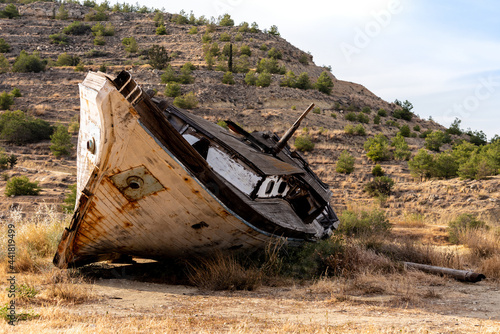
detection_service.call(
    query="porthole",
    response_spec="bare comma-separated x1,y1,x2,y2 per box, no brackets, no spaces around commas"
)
86,138,96,154
265,181,275,194
126,176,143,190
278,181,287,194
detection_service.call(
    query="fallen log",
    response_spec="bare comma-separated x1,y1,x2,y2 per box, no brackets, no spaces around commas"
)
404,262,486,283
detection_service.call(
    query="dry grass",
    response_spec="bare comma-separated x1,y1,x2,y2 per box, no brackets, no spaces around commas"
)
0,207,95,308
0,206,67,273
0,269,96,310
334,239,396,277
32,104,50,116
459,227,500,259
38,270,95,305
480,255,500,280
187,252,262,291
2,306,469,334
310,269,447,308
397,212,426,228
0,204,496,331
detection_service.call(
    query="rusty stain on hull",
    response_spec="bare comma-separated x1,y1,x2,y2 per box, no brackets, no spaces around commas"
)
53,71,339,268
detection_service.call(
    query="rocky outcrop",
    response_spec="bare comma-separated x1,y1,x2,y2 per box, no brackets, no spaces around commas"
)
18,2,90,20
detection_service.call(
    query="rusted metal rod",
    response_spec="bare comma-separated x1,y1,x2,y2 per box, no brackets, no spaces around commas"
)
273,103,315,155
404,262,486,283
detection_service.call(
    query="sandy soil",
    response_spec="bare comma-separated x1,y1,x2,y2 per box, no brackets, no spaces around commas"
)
3,262,499,333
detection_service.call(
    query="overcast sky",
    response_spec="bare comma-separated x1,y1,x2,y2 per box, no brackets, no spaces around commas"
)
137,0,500,140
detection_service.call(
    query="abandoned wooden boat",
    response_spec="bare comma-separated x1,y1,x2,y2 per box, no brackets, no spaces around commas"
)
53,71,339,268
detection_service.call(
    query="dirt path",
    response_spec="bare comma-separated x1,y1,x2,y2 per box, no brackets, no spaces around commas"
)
6,276,497,333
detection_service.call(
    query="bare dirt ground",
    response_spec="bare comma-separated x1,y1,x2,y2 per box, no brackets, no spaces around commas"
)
1,261,499,333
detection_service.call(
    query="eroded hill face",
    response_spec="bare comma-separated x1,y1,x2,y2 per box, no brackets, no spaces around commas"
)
0,2,498,225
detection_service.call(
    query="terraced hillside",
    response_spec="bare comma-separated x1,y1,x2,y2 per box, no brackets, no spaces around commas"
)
0,2,498,226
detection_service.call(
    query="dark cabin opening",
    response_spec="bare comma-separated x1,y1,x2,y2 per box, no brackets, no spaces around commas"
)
192,137,210,160
265,181,275,195
278,181,287,194
290,196,312,219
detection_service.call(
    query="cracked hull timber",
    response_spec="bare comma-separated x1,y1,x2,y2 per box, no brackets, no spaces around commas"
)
54,71,338,268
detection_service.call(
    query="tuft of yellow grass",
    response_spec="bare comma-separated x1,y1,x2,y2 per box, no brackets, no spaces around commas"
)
32,104,50,116
480,255,500,281
38,270,95,305
459,228,500,259
0,205,67,273
398,212,426,228
187,251,262,291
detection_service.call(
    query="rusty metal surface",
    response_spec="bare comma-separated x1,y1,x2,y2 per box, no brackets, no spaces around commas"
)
109,166,165,201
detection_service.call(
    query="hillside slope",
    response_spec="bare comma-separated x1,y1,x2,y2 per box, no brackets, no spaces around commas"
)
0,2,498,225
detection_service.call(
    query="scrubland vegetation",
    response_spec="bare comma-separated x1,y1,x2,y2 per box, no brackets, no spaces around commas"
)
1,2,499,331
1,202,498,327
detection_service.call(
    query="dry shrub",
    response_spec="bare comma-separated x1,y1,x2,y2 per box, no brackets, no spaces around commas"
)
480,255,500,281
0,206,67,273
447,213,487,244
337,206,391,238
15,283,39,304
459,228,499,259
41,278,94,305
33,104,50,116
260,239,286,277
242,236,395,283
371,237,464,269
406,270,448,286
328,239,396,277
372,239,434,264
348,274,388,295
187,252,261,291
15,269,96,306
399,212,426,228
342,273,421,306
422,289,442,299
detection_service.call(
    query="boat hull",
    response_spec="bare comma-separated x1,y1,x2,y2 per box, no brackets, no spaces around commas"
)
54,71,337,268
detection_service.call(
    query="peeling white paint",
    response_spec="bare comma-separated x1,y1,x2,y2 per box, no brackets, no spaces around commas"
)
206,147,261,196
182,134,200,146
256,176,290,198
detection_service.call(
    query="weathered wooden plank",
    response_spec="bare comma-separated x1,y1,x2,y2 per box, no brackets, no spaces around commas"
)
54,71,337,268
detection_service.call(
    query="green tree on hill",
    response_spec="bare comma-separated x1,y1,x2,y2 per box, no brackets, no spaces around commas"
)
295,72,312,90
0,4,20,19
55,4,69,20
336,150,355,174
425,130,445,152
148,45,169,70
12,50,46,73
256,72,271,87
364,134,391,162
408,149,434,181
218,13,234,26
5,176,41,197
280,71,296,88
314,71,334,95
391,133,411,161
0,38,10,53
50,125,73,157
